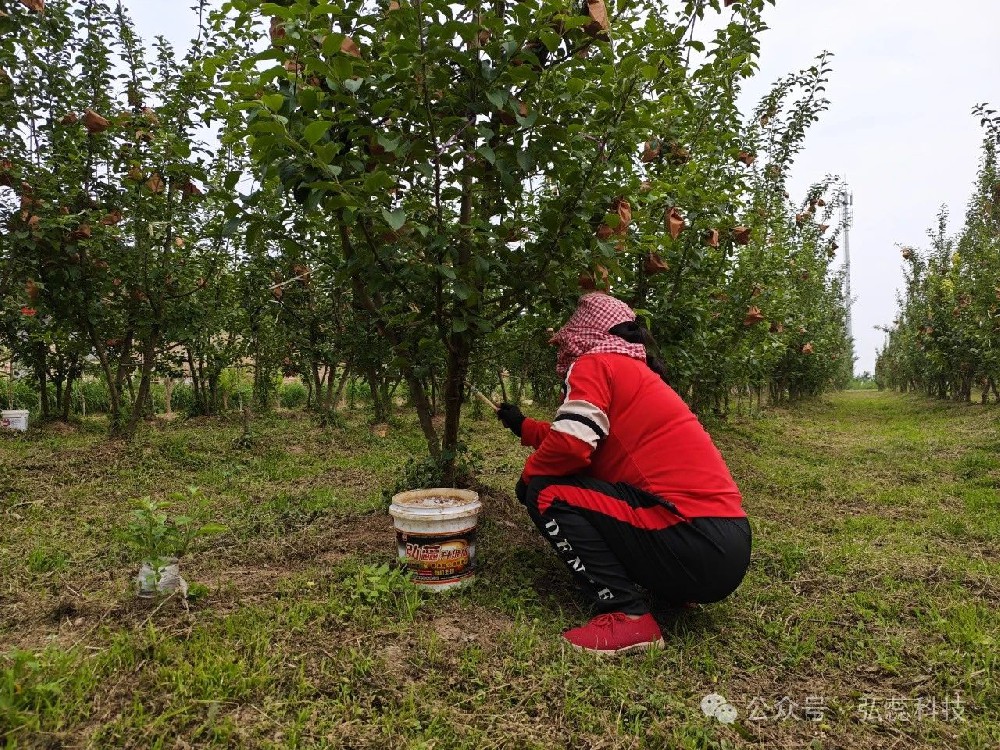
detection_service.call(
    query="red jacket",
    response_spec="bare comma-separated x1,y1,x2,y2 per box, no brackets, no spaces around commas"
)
520,353,745,522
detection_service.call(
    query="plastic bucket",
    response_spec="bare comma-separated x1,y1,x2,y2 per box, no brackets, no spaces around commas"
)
136,558,188,598
0,410,28,432
389,488,481,591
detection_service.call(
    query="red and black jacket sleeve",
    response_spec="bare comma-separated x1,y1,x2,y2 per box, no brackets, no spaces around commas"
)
520,357,612,483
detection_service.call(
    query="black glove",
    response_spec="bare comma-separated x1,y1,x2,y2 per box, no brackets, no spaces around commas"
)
496,403,525,437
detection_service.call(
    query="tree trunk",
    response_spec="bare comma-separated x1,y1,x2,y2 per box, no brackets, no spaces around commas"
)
61,375,73,422
323,362,352,412
311,360,324,410
33,343,49,420
441,334,471,484
332,364,351,410
88,324,122,431
405,371,440,459
187,349,203,414
208,371,220,414
251,327,273,411
164,376,174,415
364,365,389,422
54,376,64,419
124,332,158,440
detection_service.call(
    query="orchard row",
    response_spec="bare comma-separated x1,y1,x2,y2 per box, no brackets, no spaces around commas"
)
875,108,1000,401
1,0,852,469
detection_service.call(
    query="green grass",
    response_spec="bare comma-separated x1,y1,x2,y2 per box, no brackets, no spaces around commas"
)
1,392,998,748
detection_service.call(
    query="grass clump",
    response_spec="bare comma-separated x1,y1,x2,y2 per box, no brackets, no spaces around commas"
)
1,392,999,748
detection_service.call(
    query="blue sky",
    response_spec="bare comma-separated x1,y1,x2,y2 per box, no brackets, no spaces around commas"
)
128,0,1000,374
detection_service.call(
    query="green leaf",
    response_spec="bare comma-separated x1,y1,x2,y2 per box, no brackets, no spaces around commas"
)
477,145,496,164
333,56,353,80
343,77,364,93
437,264,456,280
452,318,468,333
453,280,472,300
382,208,406,231
486,90,507,110
363,170,397,193
539,28,562,53
377,134,401,153
262,93,285,112
303,120,332,145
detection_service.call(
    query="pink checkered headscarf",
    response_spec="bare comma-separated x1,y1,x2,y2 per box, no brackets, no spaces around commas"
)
550,293,648,376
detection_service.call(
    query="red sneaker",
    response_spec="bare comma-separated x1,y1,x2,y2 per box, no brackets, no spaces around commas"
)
563,612,665,654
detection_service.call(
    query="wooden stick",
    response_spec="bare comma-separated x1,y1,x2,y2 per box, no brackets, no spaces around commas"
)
467,383,498,411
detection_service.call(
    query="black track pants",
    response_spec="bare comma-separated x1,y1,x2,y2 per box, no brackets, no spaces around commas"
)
518,475,752,615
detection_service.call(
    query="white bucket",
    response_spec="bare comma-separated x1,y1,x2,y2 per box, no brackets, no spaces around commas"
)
389,488,482,591
0,410,28,432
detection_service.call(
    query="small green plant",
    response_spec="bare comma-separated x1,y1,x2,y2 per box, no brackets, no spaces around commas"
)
231,407,256,449
0,648,94,734
125,488,226,593
383,440,483,505
279,382,308,409
340,562,422,621
27,546,68,574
